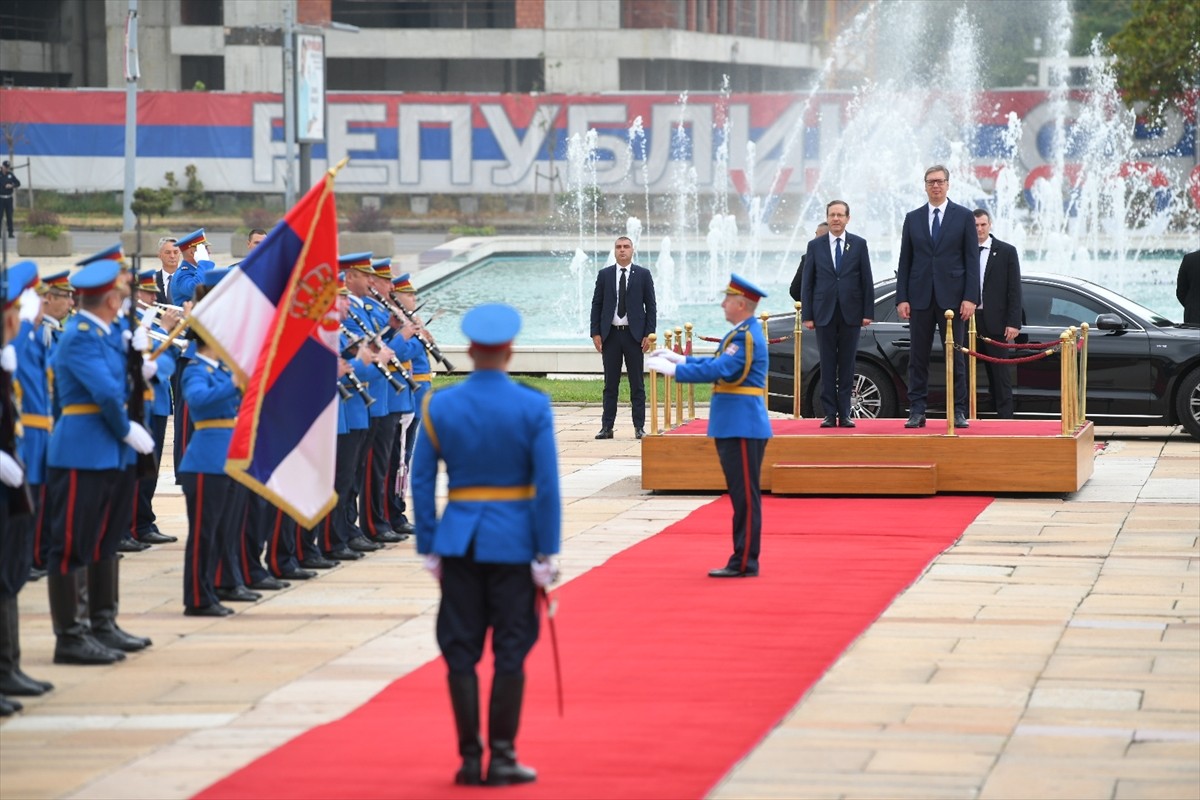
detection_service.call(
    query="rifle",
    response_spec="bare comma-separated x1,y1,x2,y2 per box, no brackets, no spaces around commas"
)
368,286,455,373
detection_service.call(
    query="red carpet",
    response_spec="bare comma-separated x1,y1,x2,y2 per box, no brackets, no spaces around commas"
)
198,495,991,800
669,418,1065,437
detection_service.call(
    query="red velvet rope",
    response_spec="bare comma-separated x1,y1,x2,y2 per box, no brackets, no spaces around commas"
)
696,334,791,344
977,335,1070,350
955,343,1062,364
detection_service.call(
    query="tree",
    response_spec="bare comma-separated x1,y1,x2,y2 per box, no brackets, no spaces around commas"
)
1072,0,1133,56
1109,0,1200,119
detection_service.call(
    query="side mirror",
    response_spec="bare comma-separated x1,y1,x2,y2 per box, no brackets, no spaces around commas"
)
1095,313,1126,331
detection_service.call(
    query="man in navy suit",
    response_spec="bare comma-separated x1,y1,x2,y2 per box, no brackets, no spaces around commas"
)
974,209,1022,418
801,201,874,427
896,165,979,428
589,236,656,439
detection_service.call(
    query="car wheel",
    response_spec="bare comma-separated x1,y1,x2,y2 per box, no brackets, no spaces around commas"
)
1175,368,1200,441
811,361,898,419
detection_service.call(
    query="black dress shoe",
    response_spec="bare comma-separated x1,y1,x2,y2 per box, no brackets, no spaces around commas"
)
299,557,337,570
184,604,233,617
820,416,837,428
0,670,49,696
954,414,970,428
634,428,646,439
216,586,261,602
708,567,758,578
0,696,18,716
325,548,364,561
15,668,53,693
839,418,856,428
279,568,317,581
92,621,152,652
371,529,407,544
139,530,178,544
348,535,383,552
904,412,927,428
53,634,124,665
117,537,150,553
594,428,614,439
27,567,47,582
392,516,415,534
250,576,290,590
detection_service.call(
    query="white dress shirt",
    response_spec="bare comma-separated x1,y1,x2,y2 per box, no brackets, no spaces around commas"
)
928,200,948,234
611,265,630,326
977,236,991,309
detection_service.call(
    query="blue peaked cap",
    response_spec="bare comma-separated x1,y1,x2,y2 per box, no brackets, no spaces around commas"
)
461,303,521,347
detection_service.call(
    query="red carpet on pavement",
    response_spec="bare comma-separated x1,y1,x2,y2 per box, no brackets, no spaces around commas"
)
198,494,991,800
668,418,1065,436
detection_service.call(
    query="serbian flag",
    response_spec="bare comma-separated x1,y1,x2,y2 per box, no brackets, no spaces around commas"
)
189,170,341,527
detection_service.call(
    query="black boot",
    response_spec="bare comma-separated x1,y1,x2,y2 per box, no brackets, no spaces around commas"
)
0,694,20,715
88,559,151,652
448,673,483,785
0,596,51,695
48,571,122,665
485,673,536,786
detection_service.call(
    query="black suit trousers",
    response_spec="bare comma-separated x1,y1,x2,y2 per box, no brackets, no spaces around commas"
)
715,437,767,574
907,306,968,416
600,327,645,429
133,414,169,536
814,304,861,420
979,335,1014,418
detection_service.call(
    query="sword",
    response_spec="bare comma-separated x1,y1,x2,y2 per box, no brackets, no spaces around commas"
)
540,587,564,718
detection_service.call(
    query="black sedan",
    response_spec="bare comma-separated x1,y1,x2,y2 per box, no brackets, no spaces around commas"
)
766,274,1200,440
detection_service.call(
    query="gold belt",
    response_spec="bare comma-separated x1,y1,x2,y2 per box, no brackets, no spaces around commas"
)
193,418,236,430
21,413,52,430
413,373,432,383
62,403,101,415
447,485,536,502
712,384,764,396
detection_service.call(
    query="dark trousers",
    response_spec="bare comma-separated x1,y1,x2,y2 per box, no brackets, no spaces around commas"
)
213,482,249,590
437,551,539,676
172,400,193,484
0,498,32,598
388,411,418,523
181,472,229,610
265,506,300,577
907,305,968,417
979,334,1015,418
329,429,368,553
600,327,646,429
814,308,862,420
0,196,13,236
714,437,767,575
31,483,49,570
359,413,397,538
237,493,272,586
45,467,123,574
133,414,169,537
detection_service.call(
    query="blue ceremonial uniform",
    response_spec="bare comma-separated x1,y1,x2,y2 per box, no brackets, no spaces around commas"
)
170,259,214,305
671,274,772,576
14,320,50,486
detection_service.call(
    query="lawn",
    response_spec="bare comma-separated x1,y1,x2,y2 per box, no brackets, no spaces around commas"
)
428,374,713,404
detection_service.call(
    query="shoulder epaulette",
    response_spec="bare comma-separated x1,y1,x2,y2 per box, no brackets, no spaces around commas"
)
78,322,90,332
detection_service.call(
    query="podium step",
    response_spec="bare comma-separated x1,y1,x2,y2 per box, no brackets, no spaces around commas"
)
772,463,938,496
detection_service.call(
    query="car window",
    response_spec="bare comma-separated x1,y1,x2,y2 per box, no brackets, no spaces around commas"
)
1023,283,1111,328
874,288,899,321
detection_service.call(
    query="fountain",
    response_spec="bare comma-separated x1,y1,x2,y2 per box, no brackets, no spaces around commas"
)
426,0,1196,347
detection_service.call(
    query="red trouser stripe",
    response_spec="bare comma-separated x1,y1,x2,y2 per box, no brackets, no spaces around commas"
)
33,484,46,568
363,449,377,537
130,481,140,538
270,509,283,575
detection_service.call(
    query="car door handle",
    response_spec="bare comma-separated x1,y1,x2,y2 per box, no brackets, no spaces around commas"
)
892,339,910,349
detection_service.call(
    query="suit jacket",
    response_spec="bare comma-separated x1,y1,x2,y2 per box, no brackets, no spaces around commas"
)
153,270,171,306
788,255,806,302
1177,250,1200,324
590,263,656,341
800,233,874,326
978,235,1022,338
896,199,980,312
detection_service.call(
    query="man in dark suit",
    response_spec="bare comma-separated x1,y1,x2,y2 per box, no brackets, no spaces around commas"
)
1176,250,1200,325
153,237,180,306
590,236,656,439
974,209,1022,418
896,164,980,428
801,201,874,427
789,221,829,301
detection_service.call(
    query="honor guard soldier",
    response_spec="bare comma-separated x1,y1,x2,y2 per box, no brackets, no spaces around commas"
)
646,274,774,578
389,272,430,535
414,303,561,787
44,253,157,664
1,262,54,708
11,267,52,576
132,270,179,545
170,228,213,305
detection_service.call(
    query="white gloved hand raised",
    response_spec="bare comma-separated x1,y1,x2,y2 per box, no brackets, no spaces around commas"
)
530,557,559,588
644,356,676,377
0,344,16,374
18,289,40,323
130,325,150,352
650,348,686,364
422,553,442,581
0,451,24,489
141,355,158,381
123,421,155,454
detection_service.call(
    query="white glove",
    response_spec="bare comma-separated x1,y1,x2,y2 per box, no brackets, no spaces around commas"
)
141,355,158,381
139,307,159,330
531,557,559,588
644,356,676,377
123,421,155,454
130,325,150,352
650,348,685,364
422,553,442,581
0,344,15,374
18,289,40,323
0,451,23,489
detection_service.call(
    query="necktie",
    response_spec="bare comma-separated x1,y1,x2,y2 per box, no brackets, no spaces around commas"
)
979,245,985,252
931,207,941,242
835,238,843,272
617,268,628,318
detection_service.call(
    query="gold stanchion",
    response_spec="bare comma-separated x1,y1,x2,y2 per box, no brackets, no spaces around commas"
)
793,301,802,419
674,326,684,423
1067,327,1078,430
968,314,978,421
759,311,771,409
684,323,695,421
944,310,957,436
647,333,658,435
1079,322,1089,423
662,330,674,429
1059,329,1071,436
